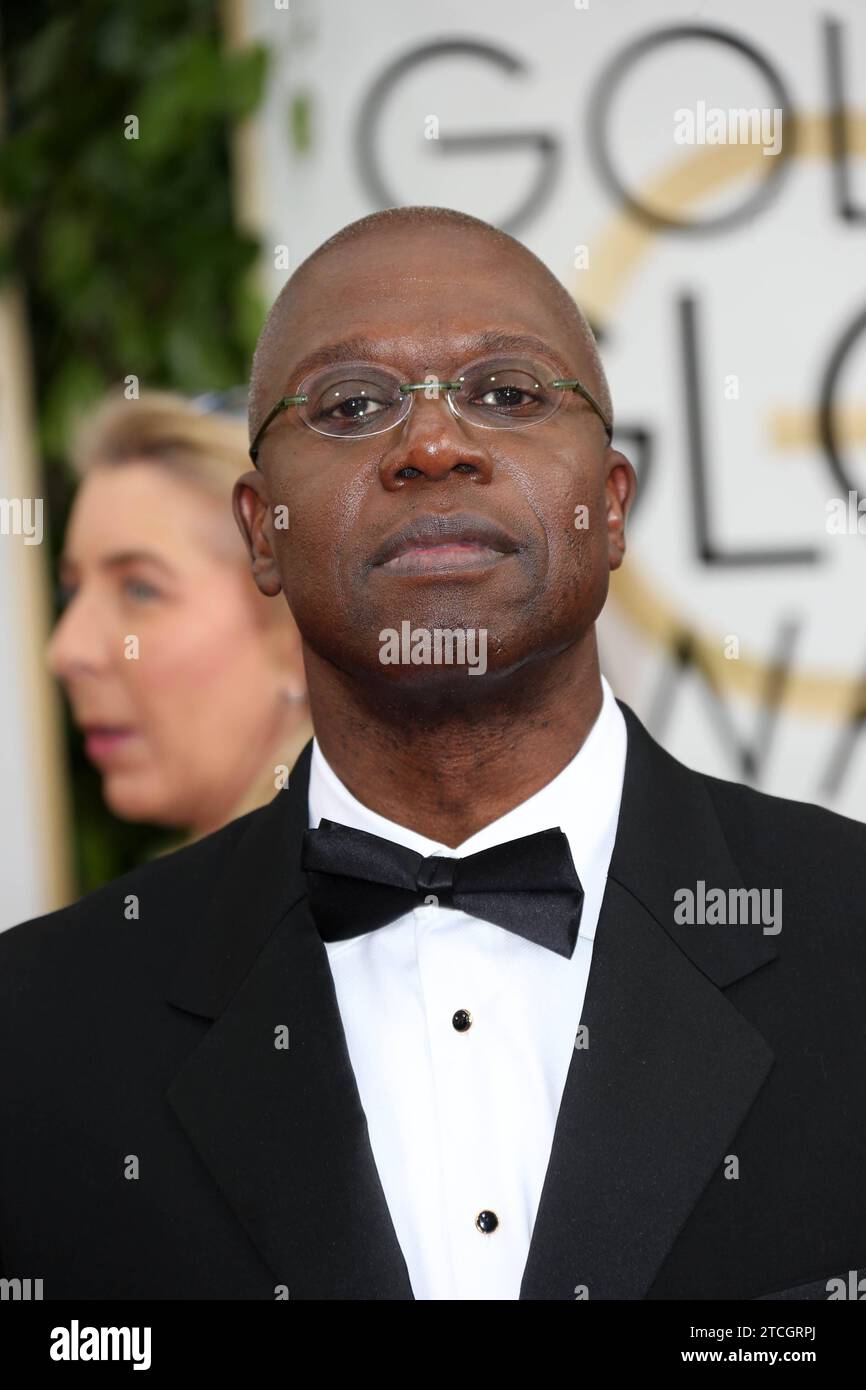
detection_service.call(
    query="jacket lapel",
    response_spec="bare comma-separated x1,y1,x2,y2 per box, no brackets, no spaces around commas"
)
164,741,414,1299
519,701,777,1299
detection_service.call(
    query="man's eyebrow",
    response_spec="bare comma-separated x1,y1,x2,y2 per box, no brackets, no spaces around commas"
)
285,330,568,385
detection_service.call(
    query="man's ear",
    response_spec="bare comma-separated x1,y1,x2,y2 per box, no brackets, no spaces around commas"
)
604,449,637,573
232,470,283,598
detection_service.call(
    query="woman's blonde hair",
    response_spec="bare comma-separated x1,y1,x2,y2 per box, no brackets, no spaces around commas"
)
69,388,251,504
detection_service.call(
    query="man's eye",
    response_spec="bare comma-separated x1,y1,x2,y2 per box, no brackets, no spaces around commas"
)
123,578,160,601
56,581,77,611
323,395,387,420
477,387,534,408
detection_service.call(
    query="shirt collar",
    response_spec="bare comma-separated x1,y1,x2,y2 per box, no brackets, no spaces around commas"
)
308,674,626,923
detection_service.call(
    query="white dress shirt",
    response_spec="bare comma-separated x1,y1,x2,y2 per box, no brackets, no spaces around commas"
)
307,674,627,1300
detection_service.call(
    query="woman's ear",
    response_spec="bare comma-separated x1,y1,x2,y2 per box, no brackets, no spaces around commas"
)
232,470,283,597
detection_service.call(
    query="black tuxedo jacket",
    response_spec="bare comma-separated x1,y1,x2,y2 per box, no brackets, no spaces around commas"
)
1,700,865,1301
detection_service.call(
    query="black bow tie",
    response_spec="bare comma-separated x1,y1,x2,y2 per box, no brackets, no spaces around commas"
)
300,819,584,959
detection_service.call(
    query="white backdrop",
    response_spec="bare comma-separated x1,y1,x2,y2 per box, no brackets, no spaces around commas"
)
239,0,866,822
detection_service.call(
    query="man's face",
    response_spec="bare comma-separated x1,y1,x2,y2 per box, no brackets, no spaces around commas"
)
237,227,635,699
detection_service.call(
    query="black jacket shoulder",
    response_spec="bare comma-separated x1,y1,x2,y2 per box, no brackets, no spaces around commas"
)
700,764,866,882
0,802,266,1001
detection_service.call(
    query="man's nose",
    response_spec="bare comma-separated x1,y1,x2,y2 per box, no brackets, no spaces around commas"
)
47,589,116,682
377,393,496,487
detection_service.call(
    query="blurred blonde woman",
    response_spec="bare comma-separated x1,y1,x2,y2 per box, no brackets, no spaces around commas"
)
48,389,311,842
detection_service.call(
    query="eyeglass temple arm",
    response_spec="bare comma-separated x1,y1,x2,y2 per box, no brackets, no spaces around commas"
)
248,394,307,465
552,380,614,442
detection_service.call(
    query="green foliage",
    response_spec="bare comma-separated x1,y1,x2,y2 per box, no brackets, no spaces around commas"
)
0,0,270,891
0,0,268,454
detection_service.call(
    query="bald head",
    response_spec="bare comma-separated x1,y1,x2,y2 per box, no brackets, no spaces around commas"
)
248,205,612,446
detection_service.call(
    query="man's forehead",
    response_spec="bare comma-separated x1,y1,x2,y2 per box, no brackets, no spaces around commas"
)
256,228,596,401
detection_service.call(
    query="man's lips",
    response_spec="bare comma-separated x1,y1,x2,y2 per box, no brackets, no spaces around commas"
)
371,512,520,575
376,542,511,576
81,726,138,765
